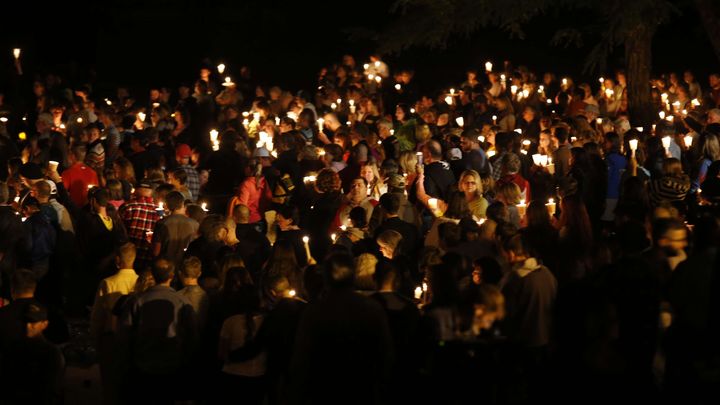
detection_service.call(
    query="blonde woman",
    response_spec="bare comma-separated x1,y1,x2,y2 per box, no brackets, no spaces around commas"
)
360,162,386,200
377,229,403,259
458,170,488,219
494,182,522,228
399,150,419,198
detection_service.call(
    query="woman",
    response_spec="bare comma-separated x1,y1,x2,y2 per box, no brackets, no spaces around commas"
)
399,150,419,203
494,182,522,229
394,103,418,152
218,267,267,405
424,192,472,248
361,162,385,200
274,205,308,266
458,170,489,219
521,200,559,271
693,134,720,191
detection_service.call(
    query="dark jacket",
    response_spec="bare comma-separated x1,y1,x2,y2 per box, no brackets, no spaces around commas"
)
423,161,456,201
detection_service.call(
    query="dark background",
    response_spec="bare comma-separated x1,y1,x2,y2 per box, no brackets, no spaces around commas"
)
0,0,716,100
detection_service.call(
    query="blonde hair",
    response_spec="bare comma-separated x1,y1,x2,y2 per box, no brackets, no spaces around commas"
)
496,182,522,205
377,230,403,256
354,253,378,290
399,151,418,175
459,170,484,198
362,162,384,196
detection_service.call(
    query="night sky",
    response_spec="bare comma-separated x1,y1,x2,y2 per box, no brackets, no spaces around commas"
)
0,0,716,97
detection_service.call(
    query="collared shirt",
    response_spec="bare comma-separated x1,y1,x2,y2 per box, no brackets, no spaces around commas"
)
89,268,138,337
119,197,160,262
179,164,201,201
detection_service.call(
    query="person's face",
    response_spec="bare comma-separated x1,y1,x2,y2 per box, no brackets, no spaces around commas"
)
660,229,687,256
523,108,534,122
710,75,720,88
539,133,550,148
472,265,482,285
150,89,160,100
467,71,477,82
361,166,374,183
461,175,478,195
395,106,405,122
378,242,393,259
460,137,474,152
200,68,211,80
350,179,366,198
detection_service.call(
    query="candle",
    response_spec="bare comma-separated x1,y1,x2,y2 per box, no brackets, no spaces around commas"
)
510,85,518,95
87,184,94,190
77,117,84,124
455,117,464,127
374,76,382,83
275,117,280,126
596,118,602,125
428,198,438,210
514,128,523,135
288,289,296,297
598,77,604,84
546,198,556,216
13,196,20,203
302,236,312,263
209,129,219,143
522,89,529,99
368,74,375,81
449,88,455,95
562,78,568,86
661,93,668,103
666,115,674,123
659,111,665,120
629,139,638,157
363,63,370,70
635,127,643,133
340,225,347,231
414,286,422,300
538,85,544,93
605,88,614,98
217,63,226,74
444,96,453,105
394,83,401,91
684,135,693,148
662,136,672,150
492,115,497,125
478,135,485,143
105,99,112,106
331,233,337,243
49,161,58,171
303,175,316,183
331,103,337,110
375,61,381,67
157,202,164,211
546,98,552,104
522,139,531,146
253,112,260,122
487,150,496,158
485,61,492,72
13,48,21,59
691,99,701,107
317,117,324,132
410,108,416,114
516,199,527,217
201,202,208,212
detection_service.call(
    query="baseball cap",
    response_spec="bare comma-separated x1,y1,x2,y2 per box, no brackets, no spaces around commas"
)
175,144,192,158
387,174,406,191
44,180,57,195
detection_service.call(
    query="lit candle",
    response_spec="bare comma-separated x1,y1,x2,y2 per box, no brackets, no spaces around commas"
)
487,150,496,158
562,78,568,86
605,88,614,98
659,111,666,120
485,61,492,72
275,117,280,126
514,128,523,135
201,202,208,212
77,117,84,124
137,112,145,122
363,63,370,70
410,108,415,114
629,139,638,157
303,175,316,183
288,289,296,298
510,85,518,95
522,89,529,99
375,61,381,67
449,88,455,95
13,48,21,60
331,103,337,110
596,118,602,125
546,198,556,216
516,199,527,217
340,225,347,231
522,139,531,146
349,99,356,114
217,63,226,74
478,135,485,143
394,83,401,91
13,196,20,203
209,129,219,143
253,112,260,122
546,98,553,104
455,117,464,127
635,127,644,133
317,117,324,132
444,96,453,105
302,235,312,263
414,286,422,300
374,76,382,83
492,115,497,125
662,136,672,151
691,99,701,107
598,77,604,84
661,93,668,103
684,135,693,148
331,233,337,243
666,115,674,123
428,198,438,210
49,161,58,171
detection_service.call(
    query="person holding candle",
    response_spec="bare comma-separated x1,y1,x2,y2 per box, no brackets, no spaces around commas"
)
151,191,199,268
602,132,627,222
691,134,720,192
119,181,161,271
458,170,488,219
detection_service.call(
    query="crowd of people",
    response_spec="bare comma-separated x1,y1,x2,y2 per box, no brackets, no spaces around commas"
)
0,53,720,404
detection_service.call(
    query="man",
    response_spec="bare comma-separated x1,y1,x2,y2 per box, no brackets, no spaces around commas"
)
551,126,572,180
174,144,200,201
89,242,139,403
459,128,490,176
377,119,399,161
232,204,271,277
199,131,247,213
373,193,419,258
290,254,393,405
0,269,42,352
119,182,160,271
62,144,98,207
0,303,65,404
421,140,455,201
98,106,121,168
117,258,197,402
368,174,420,233
644,218,688,288
21,197,56,281
152,191,198,268
178,256,208,330
502,233,557,349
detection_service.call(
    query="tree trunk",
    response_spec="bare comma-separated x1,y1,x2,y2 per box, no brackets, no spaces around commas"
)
624,23,655,127
694,0,720,64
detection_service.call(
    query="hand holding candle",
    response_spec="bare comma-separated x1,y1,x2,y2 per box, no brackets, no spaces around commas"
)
546,198,556,216
516,199,527,217
629,139,638,157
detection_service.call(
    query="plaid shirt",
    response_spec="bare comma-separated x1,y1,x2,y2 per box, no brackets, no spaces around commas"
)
179,164,200,201
119,196,160,263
